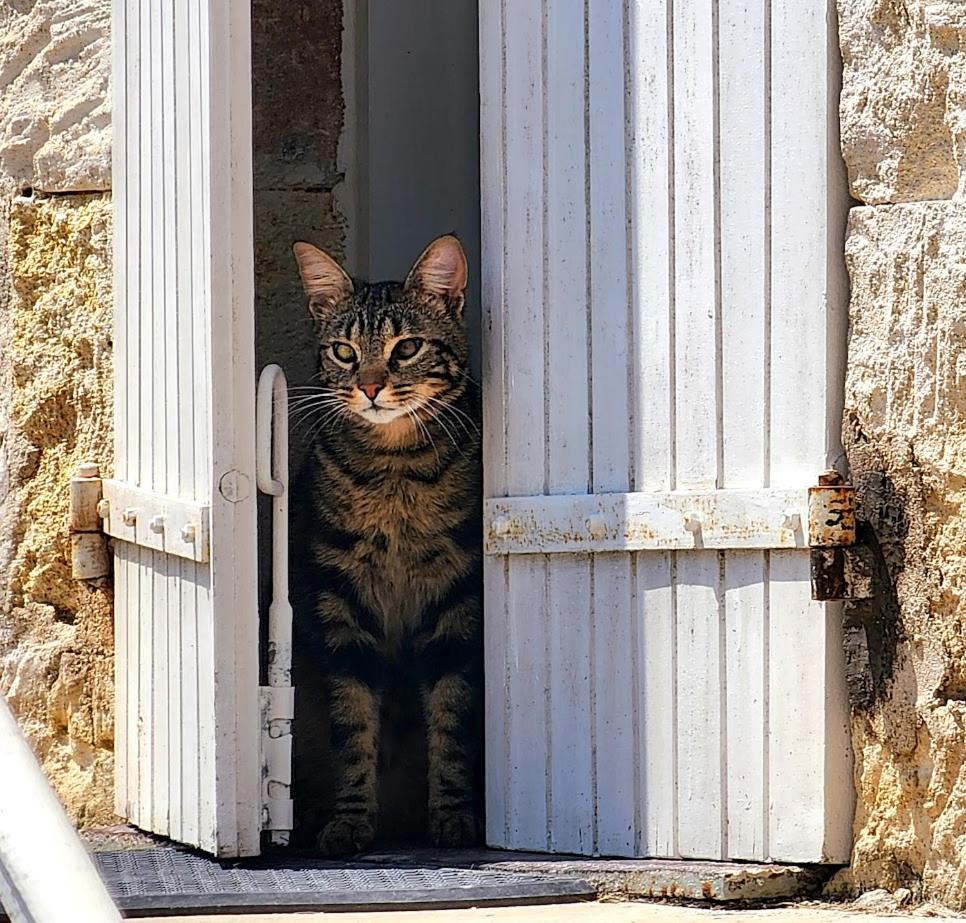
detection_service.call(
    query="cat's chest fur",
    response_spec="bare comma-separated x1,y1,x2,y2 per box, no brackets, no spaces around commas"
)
344,478,444,628
314,442,479,646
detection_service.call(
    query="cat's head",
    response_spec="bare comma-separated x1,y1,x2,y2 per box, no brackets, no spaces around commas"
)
293,235,470,429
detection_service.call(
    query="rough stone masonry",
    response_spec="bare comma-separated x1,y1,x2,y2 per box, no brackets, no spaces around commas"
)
834,0,966,909
0,1,114,824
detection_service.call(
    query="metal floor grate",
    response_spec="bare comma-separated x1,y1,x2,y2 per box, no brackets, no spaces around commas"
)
89,847,595,915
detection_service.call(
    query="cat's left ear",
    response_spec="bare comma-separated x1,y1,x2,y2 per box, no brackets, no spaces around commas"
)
405,235,468,313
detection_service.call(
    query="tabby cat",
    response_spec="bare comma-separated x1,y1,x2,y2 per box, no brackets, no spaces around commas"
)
292,235,482,857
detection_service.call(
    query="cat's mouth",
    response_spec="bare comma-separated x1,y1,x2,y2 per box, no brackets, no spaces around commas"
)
355,403,410,425
348,386,442,427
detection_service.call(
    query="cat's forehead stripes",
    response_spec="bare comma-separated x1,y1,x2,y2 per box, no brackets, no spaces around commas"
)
336,282,423,347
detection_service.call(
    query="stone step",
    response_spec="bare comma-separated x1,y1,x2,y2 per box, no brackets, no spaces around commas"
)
359,849,827,903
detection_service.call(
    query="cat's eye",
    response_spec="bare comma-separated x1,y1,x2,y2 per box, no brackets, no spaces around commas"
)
331,342,357,364
392,337,423,361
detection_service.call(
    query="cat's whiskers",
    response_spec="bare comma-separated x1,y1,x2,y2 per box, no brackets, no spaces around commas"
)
417,394,481,439
408,396,463,456
403,404,440,466
290,397,349,432
302,403,350,445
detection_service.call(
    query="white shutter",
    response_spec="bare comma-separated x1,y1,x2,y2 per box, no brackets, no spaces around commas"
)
480,0,852,862
111,0,259,857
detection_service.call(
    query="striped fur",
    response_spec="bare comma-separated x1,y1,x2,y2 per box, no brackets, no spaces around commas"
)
293,236,482,856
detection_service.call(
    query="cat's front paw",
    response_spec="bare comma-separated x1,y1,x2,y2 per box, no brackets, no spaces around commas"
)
317,815,376,857
430,809,480,848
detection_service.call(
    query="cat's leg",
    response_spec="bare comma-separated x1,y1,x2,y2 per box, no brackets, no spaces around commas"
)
423,668,481,847
316,587,384,856
416,576,482,847
319,674,381,856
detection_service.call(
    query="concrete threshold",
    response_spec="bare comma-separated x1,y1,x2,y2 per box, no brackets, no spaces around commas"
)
357,849,826,903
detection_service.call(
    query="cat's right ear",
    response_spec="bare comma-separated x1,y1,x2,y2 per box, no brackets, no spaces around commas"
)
293,242,354,319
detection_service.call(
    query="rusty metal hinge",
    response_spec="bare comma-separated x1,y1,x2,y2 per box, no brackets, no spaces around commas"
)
808,470,873,601
68,462,110,582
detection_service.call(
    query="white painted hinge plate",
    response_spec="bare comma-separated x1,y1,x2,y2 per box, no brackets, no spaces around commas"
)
260,686,294,838
484,488,810,555
101,480,210,563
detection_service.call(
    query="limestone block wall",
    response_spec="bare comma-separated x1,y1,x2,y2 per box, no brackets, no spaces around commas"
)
837,0,966,907
0,2,114,824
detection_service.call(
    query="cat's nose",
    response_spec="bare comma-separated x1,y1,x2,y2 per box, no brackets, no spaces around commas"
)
360,382,385,401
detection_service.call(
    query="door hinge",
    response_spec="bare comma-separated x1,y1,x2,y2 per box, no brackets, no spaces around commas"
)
68,462,110,582
809,470,873,601
260,685,294,845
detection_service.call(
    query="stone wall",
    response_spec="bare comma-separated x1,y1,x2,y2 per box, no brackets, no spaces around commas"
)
836,0,966,908
0,2,114,823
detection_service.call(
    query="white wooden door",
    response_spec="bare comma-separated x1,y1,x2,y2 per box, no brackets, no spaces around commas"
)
480,0,852,862
110,0,260,857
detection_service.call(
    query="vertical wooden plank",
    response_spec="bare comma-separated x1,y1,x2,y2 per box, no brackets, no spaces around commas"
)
139,0,155,490
719,0,767,861
770,0,827,488
230,0,260,858
769,0,851,863
719,0,766,491
209,0,260,856
168,0,190,845
505,560,547,850
149,0,169,838
112,0,128,484
502,0,547,851
479,0,509,849
127,549,140,824
672,0,717,490
638,556,675,856
214,0,240,852
167,554,183,842
675,551,722,858
627,0,676,859
724,552,766,859
547,556,593,853
111,0,129,821
629,0,673,493
152,548,170,835
544,0,593,856
196,572,216,853
592,553,635,856
125,0,141,489
134,0,153,831
137,545,152,830
768,552,827,860
588,0,631,494
671,0,723,861
113,535,128,819
174,0,195,497
161,0,179,498
190,0,209,498
587,0,635,858
180,560,200,846
187,0,213,854
483,559,509,848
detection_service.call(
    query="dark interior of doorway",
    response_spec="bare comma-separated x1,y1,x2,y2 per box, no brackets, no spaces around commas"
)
250,0,482,849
